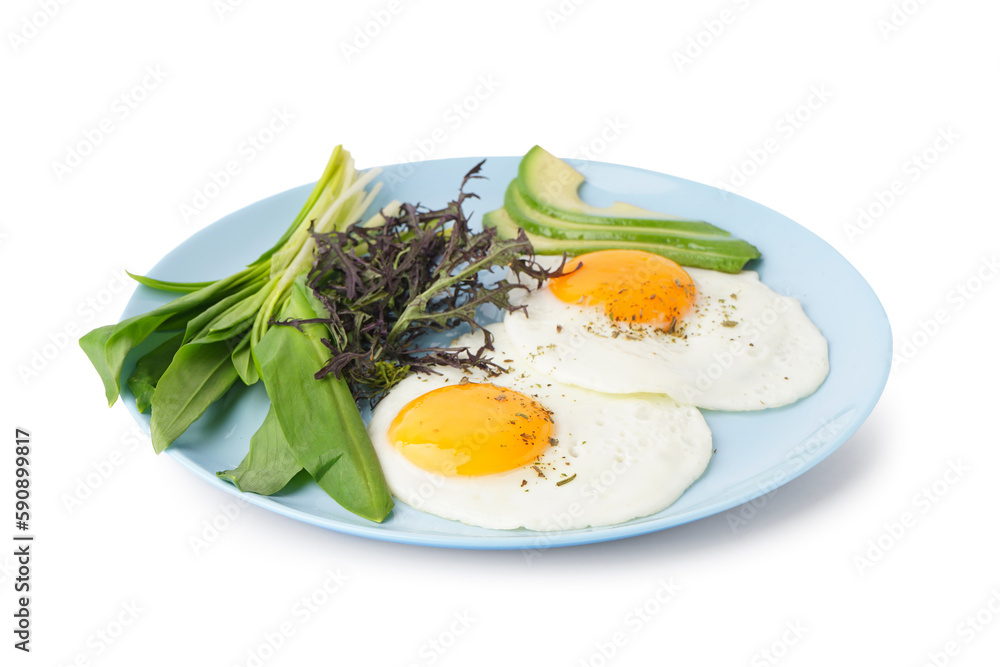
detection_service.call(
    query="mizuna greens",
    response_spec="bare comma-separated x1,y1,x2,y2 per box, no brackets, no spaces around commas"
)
297,161,557,402
81,149,557,524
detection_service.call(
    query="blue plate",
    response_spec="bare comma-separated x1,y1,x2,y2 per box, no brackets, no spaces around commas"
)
119,156,891,549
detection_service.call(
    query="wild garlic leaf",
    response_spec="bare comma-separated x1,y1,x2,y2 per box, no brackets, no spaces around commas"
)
217,405,301,495
230,335,259,386
255,281,392,522
127,332,184,413
149,340,240,454
127,272,214,294
82,267,261,406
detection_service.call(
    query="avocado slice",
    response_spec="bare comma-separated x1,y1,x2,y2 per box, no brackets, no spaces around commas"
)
491,145,761,272
483,207,754,274
517,145,706,228
504,180,760,258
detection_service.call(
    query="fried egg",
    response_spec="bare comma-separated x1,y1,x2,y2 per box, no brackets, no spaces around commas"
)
504,250,829,411
367,323,713,531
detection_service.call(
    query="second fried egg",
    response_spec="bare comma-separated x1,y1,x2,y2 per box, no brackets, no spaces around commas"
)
504,250,829,411
367,323,713,531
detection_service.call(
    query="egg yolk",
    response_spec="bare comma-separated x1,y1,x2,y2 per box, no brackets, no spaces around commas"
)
549,249,697,329
387,383,553,477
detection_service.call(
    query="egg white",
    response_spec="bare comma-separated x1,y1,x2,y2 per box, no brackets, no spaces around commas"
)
504,260,829,411
367,323,713,531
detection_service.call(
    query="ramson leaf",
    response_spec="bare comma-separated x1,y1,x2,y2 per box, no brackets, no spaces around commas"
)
81,266,262,406
217,405,302,495
149,340,240,454
127,332,184,413
255,280,392,522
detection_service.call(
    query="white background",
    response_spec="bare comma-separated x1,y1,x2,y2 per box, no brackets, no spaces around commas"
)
3,0,999,665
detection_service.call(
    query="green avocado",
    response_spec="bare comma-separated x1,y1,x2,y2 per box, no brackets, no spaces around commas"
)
486,145,761,273
504,179,759,255
483,207,754,274
517,145,705,228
